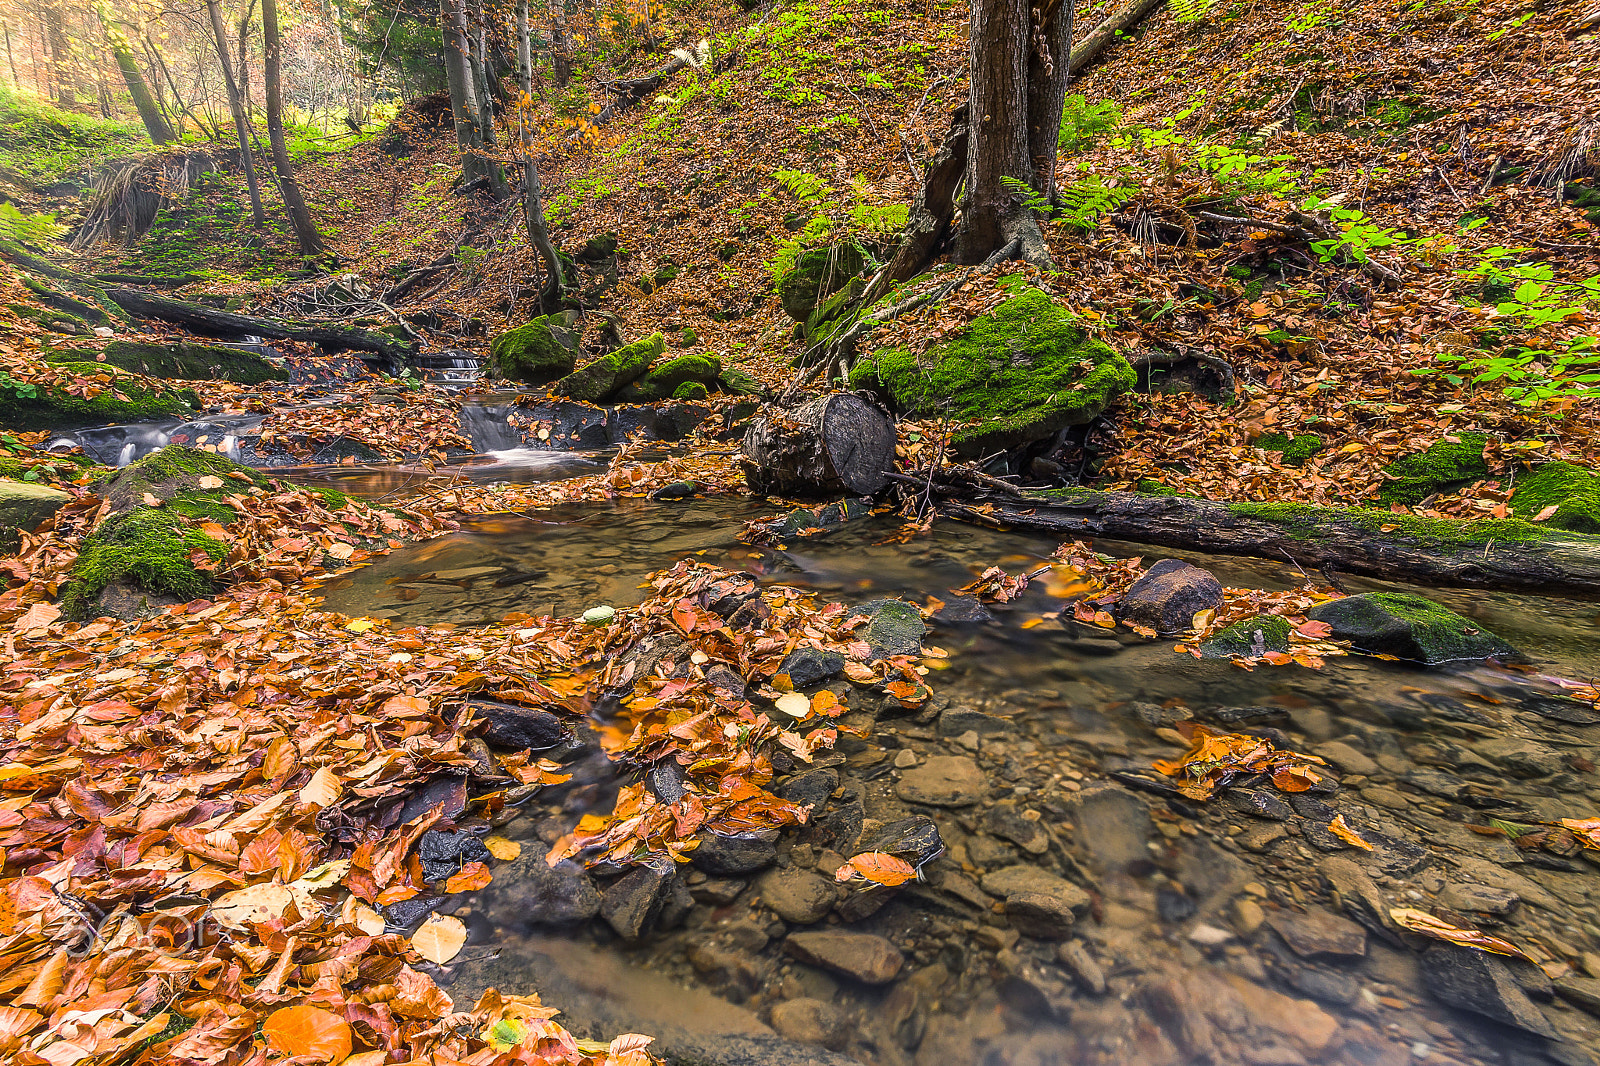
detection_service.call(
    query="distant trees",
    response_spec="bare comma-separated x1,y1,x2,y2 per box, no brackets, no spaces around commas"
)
261,0,327,254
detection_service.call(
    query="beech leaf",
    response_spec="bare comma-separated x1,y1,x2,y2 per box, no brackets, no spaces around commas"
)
411,913,467,964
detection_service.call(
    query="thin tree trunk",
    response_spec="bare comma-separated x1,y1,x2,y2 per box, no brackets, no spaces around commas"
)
515,0,532,95
512,0,562,306
440,0,504,195
146,34,197,137
262,0,327,255
237,0,256,124
42,0,72,106
207,0,266,226
3,22,18,89
100,13,175,144
548,0,571,86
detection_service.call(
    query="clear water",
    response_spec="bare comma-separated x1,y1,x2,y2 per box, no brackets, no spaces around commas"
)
322,498,1600,1066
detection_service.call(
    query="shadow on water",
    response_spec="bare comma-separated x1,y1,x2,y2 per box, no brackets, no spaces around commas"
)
327,497,1600,1066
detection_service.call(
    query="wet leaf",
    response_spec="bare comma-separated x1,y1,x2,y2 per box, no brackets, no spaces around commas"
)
1389,908,1532,959
1328,814,1374,850
834,851,919,886
773,693,812,718
445,861,492,892
261,1005,353,1062
411,913,467,964
484,836,522,860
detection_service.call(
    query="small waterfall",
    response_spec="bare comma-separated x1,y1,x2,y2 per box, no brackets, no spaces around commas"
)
71,423,177,465
419,348,483,386
459,403,522,451
117,442,136,467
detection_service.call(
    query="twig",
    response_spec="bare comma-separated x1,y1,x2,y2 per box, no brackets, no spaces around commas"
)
1479,154,1505,196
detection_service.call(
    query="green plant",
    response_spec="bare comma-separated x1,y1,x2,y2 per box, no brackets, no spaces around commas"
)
1416,337,1600,407
0,371,39,401
1299,194,1420,264
1285,0,1333,32
1171,0,1219,23
1058,94,1123,153
1056,174,1137,230
0,202,65,244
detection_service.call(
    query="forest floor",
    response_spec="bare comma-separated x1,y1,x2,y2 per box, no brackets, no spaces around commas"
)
2,0,1600,1064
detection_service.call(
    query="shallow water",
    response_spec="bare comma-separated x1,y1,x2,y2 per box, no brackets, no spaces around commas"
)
326,497,1600,1066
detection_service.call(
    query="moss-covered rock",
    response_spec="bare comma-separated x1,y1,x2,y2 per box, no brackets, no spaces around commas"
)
47,340,288,385
488,314,581,384
777,244,865,321
1307,592,1518,665
1509,462,1600,534
0,478,72,552
1377,433,1488,506
556,333,664,403
717,366,766,397
849,287,1135,451
1255,432,1325,466
672,381,710,401
618,353,723,401
1199,614,1292,659
850,597,925,658
0,362,197,430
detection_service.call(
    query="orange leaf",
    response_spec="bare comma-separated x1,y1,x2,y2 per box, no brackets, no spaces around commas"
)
833,851,918,887
262,1005,353,1062
1389,908,1532,960
1327,814,1374,851
445,861,492,892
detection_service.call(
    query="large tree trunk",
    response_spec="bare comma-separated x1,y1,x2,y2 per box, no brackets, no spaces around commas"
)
261,0,327,255
943,489,1600,596
957,0,1029,263
440,0,505,195
1028,0,1074,199
101,18,174,144
206,0,266,226
741,394,896,498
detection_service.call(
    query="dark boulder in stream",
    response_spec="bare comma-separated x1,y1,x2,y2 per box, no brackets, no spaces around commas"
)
850,597,926,657
1419,944,1558,1038
1116,558,1224,635
691,830,779,876
485,841,601,927
465,699,571,751
1308,592,1519,665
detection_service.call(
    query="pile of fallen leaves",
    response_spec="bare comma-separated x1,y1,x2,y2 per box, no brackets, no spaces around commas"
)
255,387,475,462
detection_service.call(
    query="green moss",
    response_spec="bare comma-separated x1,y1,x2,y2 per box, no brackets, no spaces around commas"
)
556,333,664,402
61,508,228,619
0,477,71,552
717,366,766,397
1308,591,1517,665
848,287,1135,451
1377,433,1488,506
46,340,289,385
0,362,197,430
620,352,723,401
1508,462,1600,535
672,381,710,401
488,315,580,384
1255,432,1325,466
1200,614,1292,659
1226,500,1546,548
777,244,865,321
1136,480,1182,496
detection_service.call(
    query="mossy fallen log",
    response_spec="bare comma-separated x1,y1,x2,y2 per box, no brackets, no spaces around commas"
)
942,488,1600,595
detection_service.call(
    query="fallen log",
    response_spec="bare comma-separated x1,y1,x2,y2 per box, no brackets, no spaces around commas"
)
101,287,415,367
1068,0,1166,74
942,488,1600,595
742,393,896,498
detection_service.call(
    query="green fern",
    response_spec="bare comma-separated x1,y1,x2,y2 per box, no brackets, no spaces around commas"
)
1000,176,1054,214
774,169,829,205
1057,175,1137,231
1171,0,1218,23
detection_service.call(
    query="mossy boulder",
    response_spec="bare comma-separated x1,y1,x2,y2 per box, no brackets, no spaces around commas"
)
59,447,273,619
0,478,72,552
777,244,866,321
717,366,766,397
48,340,289,385
488,313,581,384
617,353,723,402
1307,592,1518,665
850,598,926,658
849,288,1135,451
556,333,664,403
1255,432,1325,466
1199,614,1292,659
1377,433,1488,506
672,381,709,401
0,362,197,430
1509,462,1600,534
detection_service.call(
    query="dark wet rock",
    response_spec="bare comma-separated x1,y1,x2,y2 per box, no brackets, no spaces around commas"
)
1228,789,1294,820
1288,793,1338,820
895,755,986,806
907,867,993,916
383,894,444,928
1156,886,1197,923
758,867,838,924
1267,907,1366,959
768,998,851,1050
834,882,896,923
1301,819,1356,852
757,498,871,541
705,664,747,699
1000,956,1075,1017
466,699,573,751
936,705,1010,736
1314,740,1379,777
981,865,1091,916
1199,614,1292,659
616,633,689,688
651,479,700,500
850,598,926,657
814,796,865,852
648,759,689,803
1555,977,1600,1020
1318,856,1396,936
702,573,764,618
776,647,844,689
1439,881,1520,917
861,815,945,867
418,829,491,883
1058,939,1107,995
659,874,694,931
396,773,469,825
1203,705,1290,724
777,768,838,815
1115,559,1223,636
692,830,779,876
485,841,601,927
1005,891,1079,939
1285,966,1362,1007
786,931,905,985
1419,944,1557,1037
1307,592,1519,665
932,595,995,625
983,806,1049,855
1520,695,1600,726
1131,701,1194,729
601,864,675,940
1358,830,1433,876
690,878,747,905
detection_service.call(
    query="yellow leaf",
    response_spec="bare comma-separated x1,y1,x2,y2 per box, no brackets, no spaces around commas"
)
326,542,355,560
773,693,811,719
344,618,375,633
197,475,224,489
298,766,342,808
141,492,162,506
1327,813,1373,851
484,836,522,861
411,913,467,964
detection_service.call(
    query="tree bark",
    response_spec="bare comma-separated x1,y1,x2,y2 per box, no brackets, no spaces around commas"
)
741,394,897,498
261,0,327,255
41,0,72,106
1027,0,1074,199
862,106,968,305
512,0,563,308
100,16,174,144
942,489,1600,596
206,0,266,226
548,0,572,86
515,0,533,95
957,0,1029,262
440,0,505,195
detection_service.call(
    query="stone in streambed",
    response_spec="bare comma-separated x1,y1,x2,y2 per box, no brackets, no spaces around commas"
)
1004,891,1078,940
785,931,904,984
0,478,71,552
1265,907,1366,959
758,866,838,924
777,647,844,689
895,755,985,807
465,699,572,751
691,829,779,875
981,865,1091,918
850,597,925,657
768,997,851,1050
1116,558,1223,636
936,705,1010,737
555,332,664,402
1199,614,1291,659
1307,592,1518,665
417,829,491,883
776,767,838,814
485,840,601,927
1420,943,1557,1037
601,864,675,940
